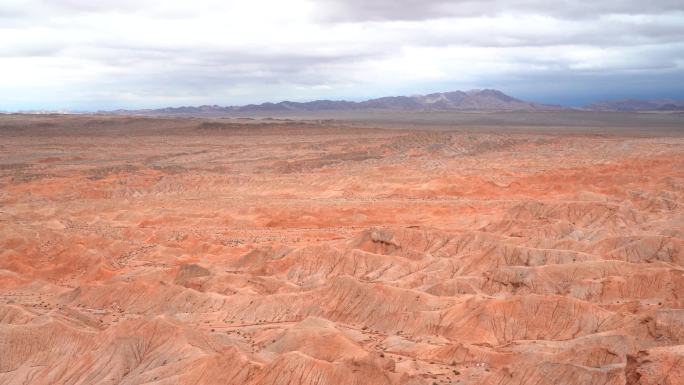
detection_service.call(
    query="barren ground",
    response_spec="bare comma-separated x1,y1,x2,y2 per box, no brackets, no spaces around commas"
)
1,113,683,385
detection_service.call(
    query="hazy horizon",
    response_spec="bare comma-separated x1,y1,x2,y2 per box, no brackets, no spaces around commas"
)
2,0,684,111
5,87,684,113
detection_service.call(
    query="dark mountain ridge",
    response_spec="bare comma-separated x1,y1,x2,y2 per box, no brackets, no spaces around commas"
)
106,89,562,115
585,98,684,112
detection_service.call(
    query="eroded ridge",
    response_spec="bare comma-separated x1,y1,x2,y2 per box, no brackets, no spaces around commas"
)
1,115,683,385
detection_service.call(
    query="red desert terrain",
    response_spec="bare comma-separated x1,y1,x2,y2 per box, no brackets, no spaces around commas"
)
0,113,683,385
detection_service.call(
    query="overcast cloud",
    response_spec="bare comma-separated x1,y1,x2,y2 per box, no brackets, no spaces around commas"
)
1,0,683,110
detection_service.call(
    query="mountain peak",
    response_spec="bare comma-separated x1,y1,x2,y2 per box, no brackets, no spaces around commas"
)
107,89,563,116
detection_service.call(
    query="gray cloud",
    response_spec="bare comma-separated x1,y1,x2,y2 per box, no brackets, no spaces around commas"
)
1,0,683,110
316,0,684,21
377,15,684,49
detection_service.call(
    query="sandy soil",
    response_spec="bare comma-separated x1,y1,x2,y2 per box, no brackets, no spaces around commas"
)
1,114,683,385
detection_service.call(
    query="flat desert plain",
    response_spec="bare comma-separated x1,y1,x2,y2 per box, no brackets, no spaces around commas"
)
1,113,683,385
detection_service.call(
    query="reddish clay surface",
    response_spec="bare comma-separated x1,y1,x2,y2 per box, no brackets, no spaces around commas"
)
0,115,683,385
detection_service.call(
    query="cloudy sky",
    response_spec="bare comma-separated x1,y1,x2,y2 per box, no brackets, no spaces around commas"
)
2,0,683,110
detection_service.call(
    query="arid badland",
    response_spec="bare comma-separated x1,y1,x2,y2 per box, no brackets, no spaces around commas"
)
1,112,683,385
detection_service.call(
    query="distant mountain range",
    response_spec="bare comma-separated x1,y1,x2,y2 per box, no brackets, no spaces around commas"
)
584,98,684,112
107,89,562,115
102,90,684,116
